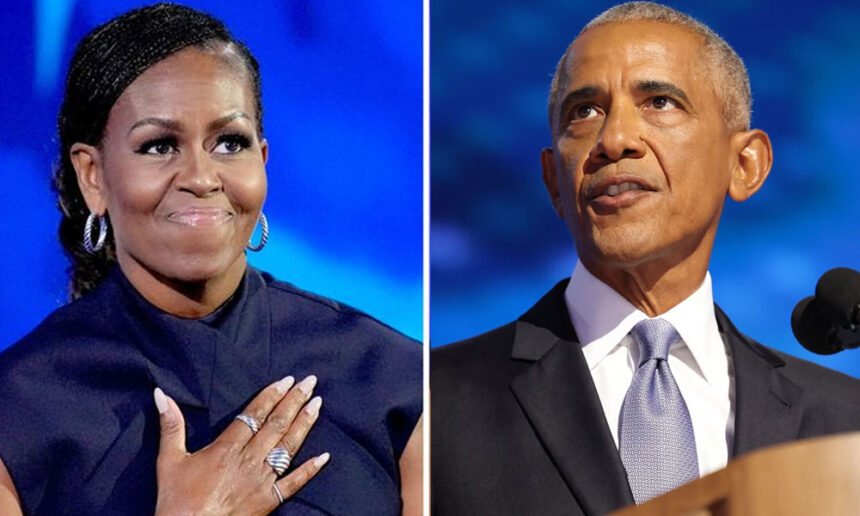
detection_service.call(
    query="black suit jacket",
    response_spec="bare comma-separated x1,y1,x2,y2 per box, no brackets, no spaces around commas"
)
431,280,860,515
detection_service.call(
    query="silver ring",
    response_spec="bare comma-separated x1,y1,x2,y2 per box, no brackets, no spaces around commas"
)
235,414,260,435
272,483,284,504
266,446,292,476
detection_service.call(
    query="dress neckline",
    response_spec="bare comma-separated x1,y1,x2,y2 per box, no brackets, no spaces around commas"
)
101,265,274,429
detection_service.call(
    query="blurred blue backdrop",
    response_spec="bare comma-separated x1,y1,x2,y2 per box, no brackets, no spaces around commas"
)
431,0,860,377
0,0,422,347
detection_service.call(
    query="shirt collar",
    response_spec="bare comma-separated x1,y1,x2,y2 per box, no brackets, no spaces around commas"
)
565,261,723,385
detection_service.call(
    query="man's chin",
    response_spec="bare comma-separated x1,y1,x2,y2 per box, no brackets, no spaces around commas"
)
575,232,664,269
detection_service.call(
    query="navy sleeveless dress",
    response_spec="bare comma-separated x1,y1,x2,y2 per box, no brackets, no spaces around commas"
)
0,266,422,515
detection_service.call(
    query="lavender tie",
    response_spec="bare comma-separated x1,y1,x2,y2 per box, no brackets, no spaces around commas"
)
619,318,699,503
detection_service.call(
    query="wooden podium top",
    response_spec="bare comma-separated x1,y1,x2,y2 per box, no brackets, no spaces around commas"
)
611,432,860,516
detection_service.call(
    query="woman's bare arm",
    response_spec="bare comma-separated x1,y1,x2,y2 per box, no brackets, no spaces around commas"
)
399,414,423,516
0,457,23,516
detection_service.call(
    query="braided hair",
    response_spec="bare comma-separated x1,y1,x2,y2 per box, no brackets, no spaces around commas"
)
54,3,264,299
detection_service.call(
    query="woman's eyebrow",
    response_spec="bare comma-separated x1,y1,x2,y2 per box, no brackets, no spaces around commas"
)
127,117,181,136
126,112,250,137
207,111,251,132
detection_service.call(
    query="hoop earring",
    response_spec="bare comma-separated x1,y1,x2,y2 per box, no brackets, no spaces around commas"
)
83,212,108,254
247,212,269,252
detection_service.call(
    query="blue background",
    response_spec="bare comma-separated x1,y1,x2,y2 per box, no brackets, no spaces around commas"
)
431,0,860,377
0,0,423,346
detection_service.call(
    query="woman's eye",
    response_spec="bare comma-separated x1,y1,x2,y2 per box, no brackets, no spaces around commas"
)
137,138,177,155
214,134,252,154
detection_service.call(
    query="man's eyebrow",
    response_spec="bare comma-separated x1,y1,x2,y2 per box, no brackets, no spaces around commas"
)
558,86,601,120
127,117,181,136
636,80,691,105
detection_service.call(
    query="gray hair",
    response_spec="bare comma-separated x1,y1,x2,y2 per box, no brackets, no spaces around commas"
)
547,2,751,133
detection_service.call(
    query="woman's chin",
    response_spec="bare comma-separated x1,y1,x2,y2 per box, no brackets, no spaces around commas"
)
121,247,247,288
168,253,247,285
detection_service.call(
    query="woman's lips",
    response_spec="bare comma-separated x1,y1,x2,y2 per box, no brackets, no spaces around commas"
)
167,208,233,226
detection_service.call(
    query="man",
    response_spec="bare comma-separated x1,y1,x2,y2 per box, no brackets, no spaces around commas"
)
430,3,860,515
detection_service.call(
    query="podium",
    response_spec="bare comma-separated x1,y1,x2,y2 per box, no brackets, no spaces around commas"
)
611,432,860,515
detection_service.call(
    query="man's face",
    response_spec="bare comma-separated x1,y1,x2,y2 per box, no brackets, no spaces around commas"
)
544,21,736,275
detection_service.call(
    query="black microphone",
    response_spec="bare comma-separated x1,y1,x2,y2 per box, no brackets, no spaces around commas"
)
815,267,860,327
791,267,860,354
791,296,842,355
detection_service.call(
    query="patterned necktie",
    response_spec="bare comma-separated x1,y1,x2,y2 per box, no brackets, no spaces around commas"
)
619,318,699,503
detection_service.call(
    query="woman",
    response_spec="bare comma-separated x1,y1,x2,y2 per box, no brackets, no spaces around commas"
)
0,3,422,515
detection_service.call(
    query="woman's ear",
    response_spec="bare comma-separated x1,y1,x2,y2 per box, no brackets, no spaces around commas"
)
260,138,269,165
69,143,108,214
728,129,773,202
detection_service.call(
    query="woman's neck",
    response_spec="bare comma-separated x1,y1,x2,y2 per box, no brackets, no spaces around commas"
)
116,254,247,319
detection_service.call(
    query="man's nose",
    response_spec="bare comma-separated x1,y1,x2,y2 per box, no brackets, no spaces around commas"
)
176,149,223,197
589,104,646,164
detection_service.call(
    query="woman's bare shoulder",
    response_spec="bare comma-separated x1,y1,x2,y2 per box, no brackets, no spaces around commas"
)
0,457,22,515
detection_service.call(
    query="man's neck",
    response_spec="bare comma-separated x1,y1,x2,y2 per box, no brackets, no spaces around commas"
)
580,256,709,317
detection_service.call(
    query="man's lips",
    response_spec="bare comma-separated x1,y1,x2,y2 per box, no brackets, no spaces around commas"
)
167,208,233,226
585,175,655,200
584,175,657,209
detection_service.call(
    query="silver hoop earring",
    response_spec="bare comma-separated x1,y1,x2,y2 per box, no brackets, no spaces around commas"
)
83,212,108,254
247,212,269,252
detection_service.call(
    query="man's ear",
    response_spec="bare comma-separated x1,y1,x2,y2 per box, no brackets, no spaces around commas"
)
728,129,773,202
541,147,564,219
69,143,108,214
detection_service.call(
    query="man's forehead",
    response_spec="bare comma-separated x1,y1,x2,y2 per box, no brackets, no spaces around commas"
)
562,20,704,87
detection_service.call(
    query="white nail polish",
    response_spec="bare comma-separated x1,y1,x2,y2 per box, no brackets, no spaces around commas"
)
314,452,331,467
153,388,169,414
305,396,323,415
276,376,295,394
297,375,317,395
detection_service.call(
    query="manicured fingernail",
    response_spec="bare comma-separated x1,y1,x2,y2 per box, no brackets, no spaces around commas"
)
154,388,169,414
297,375,317,395
314,452,330,467
275,376,295,394
305,396,322,415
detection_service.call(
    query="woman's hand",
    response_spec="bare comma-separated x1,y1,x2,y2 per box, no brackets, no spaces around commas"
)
153,375,330,515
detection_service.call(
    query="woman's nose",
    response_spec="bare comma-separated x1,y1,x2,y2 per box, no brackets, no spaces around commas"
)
176,149,223,196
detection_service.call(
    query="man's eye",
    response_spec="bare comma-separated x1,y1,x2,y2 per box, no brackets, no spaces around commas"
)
650,96,677,110
573,105,600,120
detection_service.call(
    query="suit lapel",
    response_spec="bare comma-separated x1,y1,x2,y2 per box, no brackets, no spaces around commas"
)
510,282,634,514
716,306,805,457
506,283,807,511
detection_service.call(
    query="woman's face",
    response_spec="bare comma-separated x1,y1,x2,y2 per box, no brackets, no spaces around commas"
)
75,47,267,290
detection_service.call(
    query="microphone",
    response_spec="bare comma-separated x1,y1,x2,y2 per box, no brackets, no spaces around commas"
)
815,267,860,328
791,268,860,354
791,296,842,355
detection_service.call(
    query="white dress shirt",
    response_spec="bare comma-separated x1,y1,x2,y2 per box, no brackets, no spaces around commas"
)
564,262,735,476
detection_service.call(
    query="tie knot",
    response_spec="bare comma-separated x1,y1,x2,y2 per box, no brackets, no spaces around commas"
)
631,318,679,364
